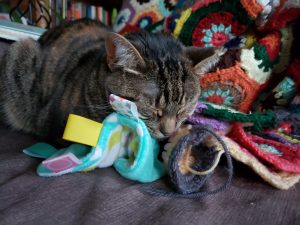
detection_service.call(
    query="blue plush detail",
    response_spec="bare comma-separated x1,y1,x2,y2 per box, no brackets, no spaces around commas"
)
96,113,166,183
23,143,58,159
24,112,166,183
114,114,166,183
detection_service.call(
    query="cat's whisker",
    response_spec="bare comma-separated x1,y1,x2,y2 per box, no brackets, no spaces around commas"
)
138,113,149,120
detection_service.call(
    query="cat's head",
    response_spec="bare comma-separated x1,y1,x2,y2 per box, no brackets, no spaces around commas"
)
104,31,224,139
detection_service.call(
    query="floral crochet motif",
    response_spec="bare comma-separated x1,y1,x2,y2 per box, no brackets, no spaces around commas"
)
201,88,234,107
201,24,234,47
199,63,259,112
168,0,253,46
192,11,247,47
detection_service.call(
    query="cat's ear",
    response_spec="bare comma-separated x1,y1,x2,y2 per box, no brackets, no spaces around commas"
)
105,32,145,72
184,46,226,75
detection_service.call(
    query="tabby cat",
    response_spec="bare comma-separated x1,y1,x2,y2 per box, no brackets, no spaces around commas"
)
0,19,224,139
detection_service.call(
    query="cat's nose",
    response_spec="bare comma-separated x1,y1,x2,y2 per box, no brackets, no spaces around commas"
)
160,128,175,137
160,117,176,136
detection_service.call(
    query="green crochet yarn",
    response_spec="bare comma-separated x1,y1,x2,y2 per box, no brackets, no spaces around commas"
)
253,44,278,72
202,103,277,132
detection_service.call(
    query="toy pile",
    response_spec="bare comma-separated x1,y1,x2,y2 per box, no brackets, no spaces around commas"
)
24,94,234,199
112,0,300,190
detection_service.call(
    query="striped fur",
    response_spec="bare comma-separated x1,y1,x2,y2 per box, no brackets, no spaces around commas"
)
0,19,219,139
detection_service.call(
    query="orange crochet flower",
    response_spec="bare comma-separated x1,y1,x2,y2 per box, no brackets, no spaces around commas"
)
199,63,260,112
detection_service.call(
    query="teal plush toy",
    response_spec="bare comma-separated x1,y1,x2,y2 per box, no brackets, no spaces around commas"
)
24,94,166,183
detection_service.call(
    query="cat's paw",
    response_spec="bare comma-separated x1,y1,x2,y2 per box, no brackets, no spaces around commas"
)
215,47,227,57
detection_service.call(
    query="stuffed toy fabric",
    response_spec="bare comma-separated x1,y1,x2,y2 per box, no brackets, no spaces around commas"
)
24,94,166,183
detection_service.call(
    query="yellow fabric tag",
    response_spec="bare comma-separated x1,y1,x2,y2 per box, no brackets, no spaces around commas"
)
63,114,103,147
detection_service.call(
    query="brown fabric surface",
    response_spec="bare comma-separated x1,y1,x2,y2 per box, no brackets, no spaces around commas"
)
0,123,299,225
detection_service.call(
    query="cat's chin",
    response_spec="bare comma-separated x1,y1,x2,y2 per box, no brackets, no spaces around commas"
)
152,131,170,140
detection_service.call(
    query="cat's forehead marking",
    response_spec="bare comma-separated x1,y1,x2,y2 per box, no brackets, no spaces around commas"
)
158,59,186,105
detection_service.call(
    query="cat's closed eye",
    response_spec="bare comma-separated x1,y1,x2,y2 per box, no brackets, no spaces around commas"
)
138,107,154,119
177,110,188,119
150,107,163,117
139,107,161,120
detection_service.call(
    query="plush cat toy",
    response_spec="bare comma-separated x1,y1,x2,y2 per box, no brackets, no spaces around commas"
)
24,94,166,183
